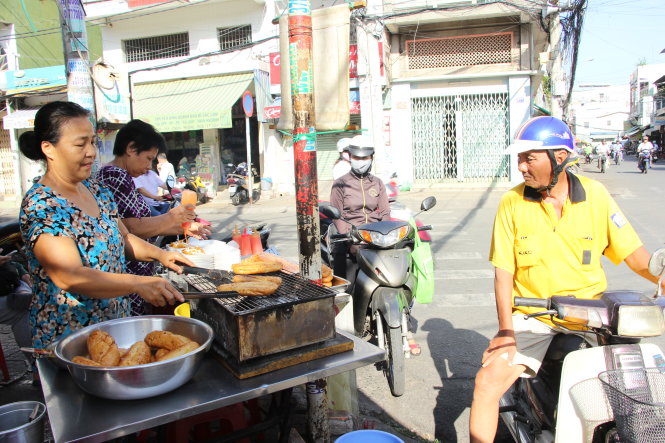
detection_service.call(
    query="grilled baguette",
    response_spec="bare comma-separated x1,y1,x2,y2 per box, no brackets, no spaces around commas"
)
232,275,283,286
144,331,192,351
216,281,279,296
231,261,282,275
118,341,152,367
155,341,199,362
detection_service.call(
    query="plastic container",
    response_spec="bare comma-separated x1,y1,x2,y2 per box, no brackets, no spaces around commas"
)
174,303,190,318
231,225,241,245
334,430,404,443
0,401,46,443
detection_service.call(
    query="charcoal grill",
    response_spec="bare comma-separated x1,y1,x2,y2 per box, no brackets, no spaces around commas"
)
185,271,336,363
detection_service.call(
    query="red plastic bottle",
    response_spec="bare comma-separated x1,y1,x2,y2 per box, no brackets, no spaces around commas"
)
250,230,263,255
239,227,252,256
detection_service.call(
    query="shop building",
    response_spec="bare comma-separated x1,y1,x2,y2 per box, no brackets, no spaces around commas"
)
568,84,629,143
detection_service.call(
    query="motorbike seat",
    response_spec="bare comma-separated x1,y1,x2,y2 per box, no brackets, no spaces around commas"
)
528,334,590,429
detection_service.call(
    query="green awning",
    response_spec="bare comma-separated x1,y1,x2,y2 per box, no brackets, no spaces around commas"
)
133,72,253,132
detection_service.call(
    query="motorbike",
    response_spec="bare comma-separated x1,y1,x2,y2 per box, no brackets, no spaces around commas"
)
319,196,436,397
499,248,665,443
612,149,623,166
598,152,609,173
227,162,260,206
638,151,650,174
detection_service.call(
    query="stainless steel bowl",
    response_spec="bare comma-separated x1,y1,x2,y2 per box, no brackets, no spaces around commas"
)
53,316,213,400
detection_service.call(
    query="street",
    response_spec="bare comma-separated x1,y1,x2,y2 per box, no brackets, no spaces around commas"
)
1,153,664,442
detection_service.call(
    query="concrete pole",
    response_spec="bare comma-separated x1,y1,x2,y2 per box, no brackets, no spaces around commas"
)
56,0,99,169
245,115,253,204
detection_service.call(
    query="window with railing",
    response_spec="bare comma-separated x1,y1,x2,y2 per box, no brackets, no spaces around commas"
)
406,32,512,69
217,25,252,51
123,32,189,63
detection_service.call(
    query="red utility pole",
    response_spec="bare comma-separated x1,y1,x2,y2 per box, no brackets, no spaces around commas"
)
288,0,322,283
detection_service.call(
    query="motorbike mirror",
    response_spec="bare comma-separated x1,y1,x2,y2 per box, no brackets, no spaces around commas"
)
421,196,437,212
648,247,665,277
320,204,341,220
166,175,175,189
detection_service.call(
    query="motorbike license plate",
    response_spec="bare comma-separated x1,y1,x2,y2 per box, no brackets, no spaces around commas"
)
228,185,237,192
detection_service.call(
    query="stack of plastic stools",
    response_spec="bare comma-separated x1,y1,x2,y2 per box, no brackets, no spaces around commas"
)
166,399,263,443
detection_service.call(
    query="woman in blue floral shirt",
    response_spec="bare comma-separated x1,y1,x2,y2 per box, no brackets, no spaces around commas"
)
19,102,193,350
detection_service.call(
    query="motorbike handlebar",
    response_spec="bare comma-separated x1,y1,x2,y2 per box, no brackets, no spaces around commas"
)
513,297,549,308
330,233,349,240
417,225,433,231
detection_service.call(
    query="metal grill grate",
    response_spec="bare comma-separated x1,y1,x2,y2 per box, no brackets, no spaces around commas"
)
217,25,252,51
184,272,335,315
411,93,510,183
123,32,189,63
407,33,512,70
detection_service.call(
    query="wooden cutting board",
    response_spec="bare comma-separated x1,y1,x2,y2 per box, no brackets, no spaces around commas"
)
212,333,354,379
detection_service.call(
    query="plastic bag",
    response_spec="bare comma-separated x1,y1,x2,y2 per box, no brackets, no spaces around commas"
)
411,221,435,304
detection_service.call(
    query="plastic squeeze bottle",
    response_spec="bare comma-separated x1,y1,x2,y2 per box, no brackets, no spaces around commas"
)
239,227,252,256
250,230,263,255
180,189,197,234
231,225,242,245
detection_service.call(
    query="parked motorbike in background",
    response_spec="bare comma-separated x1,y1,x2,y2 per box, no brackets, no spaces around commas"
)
320,196,436,397
638,150,651,174
227,162,260,206
176,164,209,204
499,247,665,443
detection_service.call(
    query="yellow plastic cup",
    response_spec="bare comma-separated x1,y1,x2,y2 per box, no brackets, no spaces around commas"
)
174,303,190,318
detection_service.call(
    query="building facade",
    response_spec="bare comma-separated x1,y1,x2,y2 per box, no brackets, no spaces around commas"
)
568,84,629,142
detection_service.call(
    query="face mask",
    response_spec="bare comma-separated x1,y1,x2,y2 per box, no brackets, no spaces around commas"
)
351,158,372,175
342,152,350,161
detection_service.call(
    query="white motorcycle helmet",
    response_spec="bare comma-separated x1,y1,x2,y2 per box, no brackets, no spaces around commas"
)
337,138,352,153
348,135,375,158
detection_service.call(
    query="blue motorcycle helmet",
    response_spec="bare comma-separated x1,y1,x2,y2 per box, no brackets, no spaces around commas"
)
506,116,576,193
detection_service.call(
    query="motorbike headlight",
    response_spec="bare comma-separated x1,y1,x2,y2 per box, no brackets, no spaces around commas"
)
357,226,410,248
617,305,665,337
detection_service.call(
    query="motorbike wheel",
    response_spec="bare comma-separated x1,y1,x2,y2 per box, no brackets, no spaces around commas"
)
382,317,405,397
231,193,242,206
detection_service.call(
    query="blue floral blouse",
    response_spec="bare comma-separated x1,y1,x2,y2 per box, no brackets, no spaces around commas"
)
20,179,130,350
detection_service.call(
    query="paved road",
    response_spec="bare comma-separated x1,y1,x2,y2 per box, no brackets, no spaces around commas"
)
1,154,664,442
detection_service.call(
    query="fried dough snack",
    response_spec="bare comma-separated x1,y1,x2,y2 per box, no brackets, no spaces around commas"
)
322,264,333,279
232,275,283,286
144,331,192,351
118,341,152,367
154,348,169,361
87,330,121,366
72,356,103,366
155,341,199,362
231,261,282,275
216,281,279,296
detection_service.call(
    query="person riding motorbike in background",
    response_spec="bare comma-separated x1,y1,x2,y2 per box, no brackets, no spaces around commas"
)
595,140,610,170
329,135,421,355
637,135,654,170
332,138,352,180
469,116,663,443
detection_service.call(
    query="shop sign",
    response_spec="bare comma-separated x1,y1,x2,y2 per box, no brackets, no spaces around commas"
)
5,65,66,94
270,53,281,86
143,110,231,132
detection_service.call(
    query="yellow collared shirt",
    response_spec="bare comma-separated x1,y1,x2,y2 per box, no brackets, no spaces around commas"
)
489,171,642,326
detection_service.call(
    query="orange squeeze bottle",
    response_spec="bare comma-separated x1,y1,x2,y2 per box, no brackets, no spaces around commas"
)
180,190,197,236
240,228,252,256
231,224,242,245
251,230,263,255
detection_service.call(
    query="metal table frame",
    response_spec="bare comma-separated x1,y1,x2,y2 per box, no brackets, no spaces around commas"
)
37,331,384,443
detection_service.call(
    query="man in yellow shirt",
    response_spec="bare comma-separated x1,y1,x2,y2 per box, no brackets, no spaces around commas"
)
469,117,661,443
